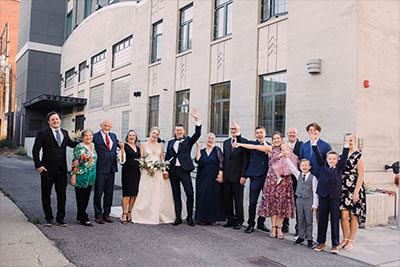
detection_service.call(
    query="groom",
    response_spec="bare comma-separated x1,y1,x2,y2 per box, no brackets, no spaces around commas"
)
166,110,201,226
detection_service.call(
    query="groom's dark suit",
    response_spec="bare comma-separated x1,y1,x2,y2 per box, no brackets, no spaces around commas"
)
165,124,201,220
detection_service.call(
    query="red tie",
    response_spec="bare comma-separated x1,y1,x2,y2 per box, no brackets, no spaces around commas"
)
231,138,235,152
106,134,110,150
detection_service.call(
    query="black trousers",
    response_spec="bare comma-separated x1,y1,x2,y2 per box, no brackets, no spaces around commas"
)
317,196,340,247
40,170,67,222
247,176,266,227
75,185,92,223
94,172,115,218
170,167,194,219
223,180,244,225
283,175,298,233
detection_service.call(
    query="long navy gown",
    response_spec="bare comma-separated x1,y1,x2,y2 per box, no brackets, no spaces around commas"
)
195,146,225,223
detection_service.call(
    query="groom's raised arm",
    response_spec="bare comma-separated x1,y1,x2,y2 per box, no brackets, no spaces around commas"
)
189,109,201,146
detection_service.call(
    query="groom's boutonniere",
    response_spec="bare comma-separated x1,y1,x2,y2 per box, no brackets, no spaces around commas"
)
179,138,185,144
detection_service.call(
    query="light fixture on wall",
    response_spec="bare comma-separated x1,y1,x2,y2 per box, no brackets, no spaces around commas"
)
363,80,371,88
163,88,168,92
133,91,142,97
306,58,321,75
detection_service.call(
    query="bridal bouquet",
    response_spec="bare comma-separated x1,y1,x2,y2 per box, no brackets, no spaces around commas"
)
136,154,170,177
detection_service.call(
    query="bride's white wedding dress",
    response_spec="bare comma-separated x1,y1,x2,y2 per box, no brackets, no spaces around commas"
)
132,146,176,224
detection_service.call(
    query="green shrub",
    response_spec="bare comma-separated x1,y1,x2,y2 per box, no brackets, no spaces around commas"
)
14,146,27,156
0,139,17,149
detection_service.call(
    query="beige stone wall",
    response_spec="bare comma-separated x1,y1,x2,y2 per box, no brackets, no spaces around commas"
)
356,0,400,185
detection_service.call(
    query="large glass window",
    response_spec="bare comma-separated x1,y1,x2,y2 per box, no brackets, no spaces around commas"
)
91,50,106,77
178,4,193,53
65,67,75,88
214,0,232,40
175,90,190,130
151,21,163,63
112,35,132,68
110,75,130,106
261,0,288,22
148,96,160,135
259,72,286,136
89,83,104,110
84,0,92,18
66,12,72,38
211,82,230,136
78,61,87,82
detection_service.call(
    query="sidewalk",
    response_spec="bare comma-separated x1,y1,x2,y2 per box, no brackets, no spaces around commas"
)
0,192,74,267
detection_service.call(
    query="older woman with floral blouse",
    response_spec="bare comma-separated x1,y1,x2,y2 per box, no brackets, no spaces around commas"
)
71,129,97,226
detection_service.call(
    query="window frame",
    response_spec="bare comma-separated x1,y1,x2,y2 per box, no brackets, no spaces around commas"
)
84,0,92,18
175,89,190,130
210,82,231,137
65,67,75,88
178,3,193,53
258,71,287,136
78,61,87,83
151,20,163,63
214,0,233,40
147,95,160,136
90,50,106,77
112,35,133,68
261,0,288,23
66,11,73,38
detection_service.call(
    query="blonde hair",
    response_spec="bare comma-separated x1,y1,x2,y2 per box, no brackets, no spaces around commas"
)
149,126,160,135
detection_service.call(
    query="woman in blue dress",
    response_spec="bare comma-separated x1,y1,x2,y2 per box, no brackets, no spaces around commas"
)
194,133,225,225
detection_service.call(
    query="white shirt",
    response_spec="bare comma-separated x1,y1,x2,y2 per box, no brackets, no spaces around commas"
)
174,120,202,166
284,158,319,209
288,139,297,150
101,131,113,150
50,126,64,144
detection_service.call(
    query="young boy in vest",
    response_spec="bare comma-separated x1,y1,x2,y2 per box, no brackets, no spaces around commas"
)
285,157,318,248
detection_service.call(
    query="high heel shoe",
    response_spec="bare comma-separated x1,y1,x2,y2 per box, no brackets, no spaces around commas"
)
277,226,284,239
127,211,133,223
344,239,354,251
338,239,348,249
120,213,127,224
269,226,277,238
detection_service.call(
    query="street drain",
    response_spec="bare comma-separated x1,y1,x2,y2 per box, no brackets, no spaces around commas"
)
245,256,286,267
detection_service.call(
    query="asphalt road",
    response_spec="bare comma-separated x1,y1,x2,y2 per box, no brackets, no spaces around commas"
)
0,155,370,267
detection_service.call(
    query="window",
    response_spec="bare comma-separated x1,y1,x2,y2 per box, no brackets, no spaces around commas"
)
84,0,92,18
112,35,132,68
148,96,160,135
110,75,130,106
259,72,286,136
211,82,230,136
261,0,288,22
78,90,85,98
89,83,104,110
65,68,75,88
78,61,87,82
91,50,106,77
66,12,72,38
151,20,162,63
214,0,232,40
121,111,129,139
178,4,193,53
175,90,190,130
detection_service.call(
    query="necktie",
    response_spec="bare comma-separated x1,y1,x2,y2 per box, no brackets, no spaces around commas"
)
302,174,306,182
330,167,334,171
55,130,61,147
231,138,235,152
106,134,110,150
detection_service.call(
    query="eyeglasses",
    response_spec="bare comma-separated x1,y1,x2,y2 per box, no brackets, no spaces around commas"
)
230,128,236,130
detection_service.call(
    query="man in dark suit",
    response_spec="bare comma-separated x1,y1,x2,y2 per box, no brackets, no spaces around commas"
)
222,121,249,230
92,119,122,224
243,126,270,234
282,127,303,234
299,122,332,179
32,111,78,226
165,110,201,226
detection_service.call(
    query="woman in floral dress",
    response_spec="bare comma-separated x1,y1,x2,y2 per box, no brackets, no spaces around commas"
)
71,129,97,226
233,132,296,239
338,133,366,250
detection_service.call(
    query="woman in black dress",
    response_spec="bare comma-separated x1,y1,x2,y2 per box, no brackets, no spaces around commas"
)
338,133,366,250
194,133,225,225
120,130,141,224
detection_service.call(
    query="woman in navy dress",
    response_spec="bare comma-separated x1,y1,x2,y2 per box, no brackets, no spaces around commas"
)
120,130,141,224
194,133,225,225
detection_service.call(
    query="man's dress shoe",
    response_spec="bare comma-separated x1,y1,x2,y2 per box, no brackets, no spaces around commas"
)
244,225,254,233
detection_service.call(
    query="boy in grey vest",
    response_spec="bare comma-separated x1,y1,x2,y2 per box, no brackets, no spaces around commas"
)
285,157,318,248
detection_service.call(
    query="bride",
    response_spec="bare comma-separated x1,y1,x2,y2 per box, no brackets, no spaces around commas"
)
132,127,176,224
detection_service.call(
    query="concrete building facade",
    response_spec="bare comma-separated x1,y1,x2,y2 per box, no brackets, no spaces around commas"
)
55,0,399,187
